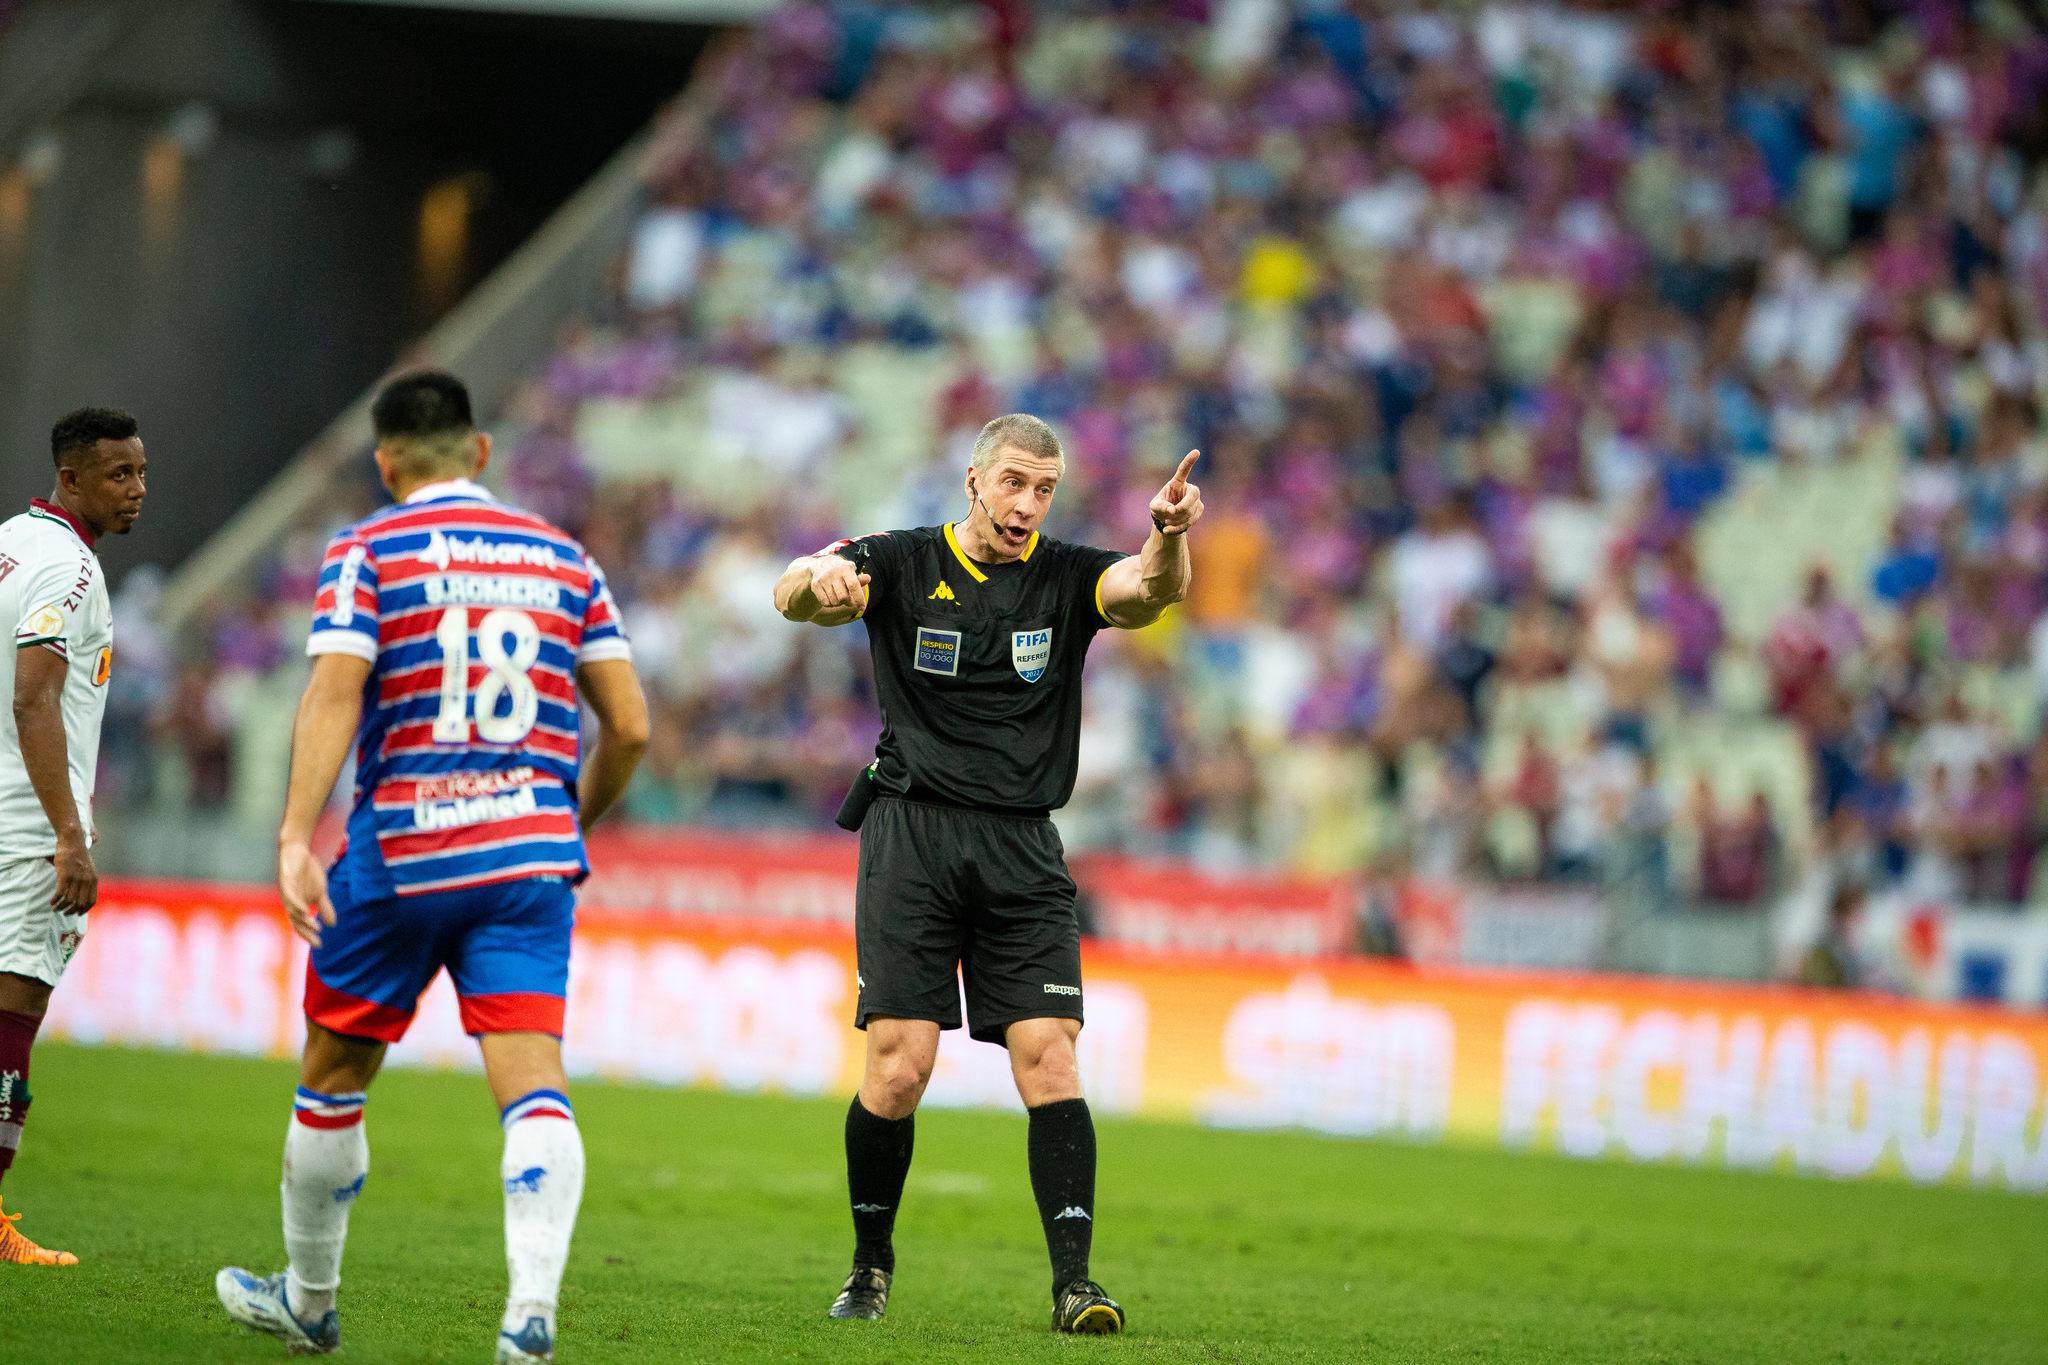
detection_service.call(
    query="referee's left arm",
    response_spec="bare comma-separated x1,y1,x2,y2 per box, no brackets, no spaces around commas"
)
1098,449,1202,629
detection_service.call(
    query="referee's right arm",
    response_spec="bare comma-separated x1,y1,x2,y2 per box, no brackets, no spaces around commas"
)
774,551,870,627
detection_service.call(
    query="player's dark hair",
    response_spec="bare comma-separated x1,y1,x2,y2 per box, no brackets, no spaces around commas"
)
50,408,139,468
371,370,473,441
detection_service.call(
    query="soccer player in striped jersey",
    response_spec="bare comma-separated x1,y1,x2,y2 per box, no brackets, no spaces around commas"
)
215,371,648,1363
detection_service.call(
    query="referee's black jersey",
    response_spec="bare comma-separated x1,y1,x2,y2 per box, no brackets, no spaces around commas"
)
831,523,1127,816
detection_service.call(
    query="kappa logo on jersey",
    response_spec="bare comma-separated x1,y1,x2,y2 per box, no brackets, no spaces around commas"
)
1012,628,1052,683
420,527,559,573
927,580,956,601
915,626,961,677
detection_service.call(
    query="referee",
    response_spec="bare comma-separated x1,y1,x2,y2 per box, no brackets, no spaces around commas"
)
774,413,1201,1335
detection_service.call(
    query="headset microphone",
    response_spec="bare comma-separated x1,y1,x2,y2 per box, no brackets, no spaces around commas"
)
971,479,999,542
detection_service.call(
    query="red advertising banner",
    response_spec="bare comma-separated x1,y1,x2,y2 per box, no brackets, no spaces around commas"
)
577,830,1357,956
580,828,859,923
1071,852,1356,956
44,878,2048,1193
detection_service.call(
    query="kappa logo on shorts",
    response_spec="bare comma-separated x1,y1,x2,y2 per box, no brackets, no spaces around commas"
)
1012,628,1052,683
915,626,962,676
1043,983,1080,996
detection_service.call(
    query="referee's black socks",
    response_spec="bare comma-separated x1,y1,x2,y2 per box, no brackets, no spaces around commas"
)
844,1097,914,1272
1026,1097,1096,1298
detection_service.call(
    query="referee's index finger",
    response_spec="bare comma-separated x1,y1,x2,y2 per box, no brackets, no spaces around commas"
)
1170,449,1200,490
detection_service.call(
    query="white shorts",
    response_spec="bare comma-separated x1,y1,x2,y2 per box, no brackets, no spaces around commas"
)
0,857,85,986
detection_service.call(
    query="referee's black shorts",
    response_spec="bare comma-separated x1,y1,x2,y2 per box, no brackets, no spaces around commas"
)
853,796,1083,1045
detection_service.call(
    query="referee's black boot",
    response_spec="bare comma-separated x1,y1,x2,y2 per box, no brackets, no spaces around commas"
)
828,1265,891,1320
1052,1279,1124,1335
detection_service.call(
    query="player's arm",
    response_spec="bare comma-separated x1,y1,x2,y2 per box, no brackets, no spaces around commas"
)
774,550,871,627
277,652,371,948
1097,449,1203,630
13,645,93,913
575,658,649,829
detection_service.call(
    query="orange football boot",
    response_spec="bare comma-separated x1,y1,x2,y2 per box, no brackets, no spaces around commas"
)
0,1197,78,1265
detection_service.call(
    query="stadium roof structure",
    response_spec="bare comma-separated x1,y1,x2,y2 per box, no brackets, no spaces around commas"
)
160,19,741,629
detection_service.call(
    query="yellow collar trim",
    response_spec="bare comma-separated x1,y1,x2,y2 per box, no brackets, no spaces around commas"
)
943,522,1038,580
943,523,988,582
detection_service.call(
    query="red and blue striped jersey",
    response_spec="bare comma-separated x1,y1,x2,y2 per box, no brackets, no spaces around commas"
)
306,480,631,897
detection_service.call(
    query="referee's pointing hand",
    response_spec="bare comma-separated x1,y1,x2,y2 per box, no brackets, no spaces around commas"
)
1150,449,1204,537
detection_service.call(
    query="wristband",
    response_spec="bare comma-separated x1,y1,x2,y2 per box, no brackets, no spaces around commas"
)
1152,514,1185,537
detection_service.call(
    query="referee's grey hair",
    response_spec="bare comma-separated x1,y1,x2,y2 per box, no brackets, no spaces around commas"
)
970,414,1065,474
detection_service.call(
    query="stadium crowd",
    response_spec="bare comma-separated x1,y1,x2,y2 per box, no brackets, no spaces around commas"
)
117,0,2048,914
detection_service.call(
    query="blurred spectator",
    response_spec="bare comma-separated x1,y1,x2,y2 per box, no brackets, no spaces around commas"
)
1871,516,1942,606
1797,882,1868,989
1503,733,1561,875
1432,601,1495,737
153,660,234,809
1848,741,1913,884
1693,785,1780,905
1580,571,1672,750
1956,754,2027,904
1612,751,1673,900
1412,748,1490,881
1388,497,1490,653
1762,565,1864,722
1644,542,1724,699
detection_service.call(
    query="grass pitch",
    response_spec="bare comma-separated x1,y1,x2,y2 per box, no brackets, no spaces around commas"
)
1,1044,2042,1363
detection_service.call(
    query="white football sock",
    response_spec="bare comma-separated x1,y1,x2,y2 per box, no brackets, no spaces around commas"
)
499,1089,584,1337
282,1087,369,1319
